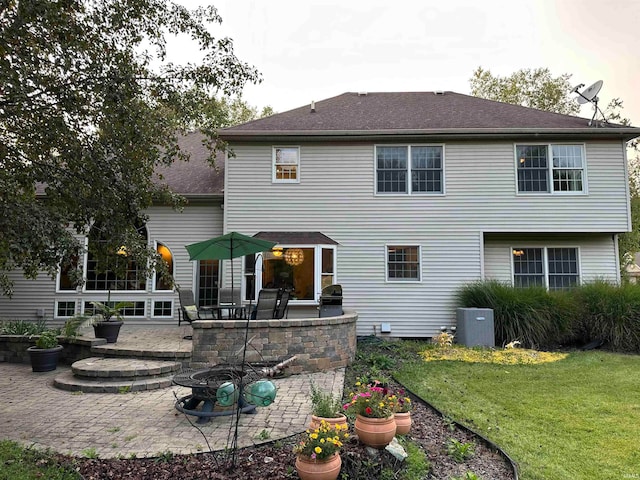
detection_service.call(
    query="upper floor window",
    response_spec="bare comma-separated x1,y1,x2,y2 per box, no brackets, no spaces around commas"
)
516,144,585,194
386,245,421,281
273,147,299,183
376,145,443,194
512,247,579,290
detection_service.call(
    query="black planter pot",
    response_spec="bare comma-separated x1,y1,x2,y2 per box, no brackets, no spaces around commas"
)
27,345,63,372
93,321,124,343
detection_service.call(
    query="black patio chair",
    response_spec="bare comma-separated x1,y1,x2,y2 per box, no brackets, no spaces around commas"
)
251,288,280,319
273,289,291,319
177,287,214,326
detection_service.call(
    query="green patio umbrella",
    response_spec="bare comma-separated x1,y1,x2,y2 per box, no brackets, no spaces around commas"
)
185,232,276,302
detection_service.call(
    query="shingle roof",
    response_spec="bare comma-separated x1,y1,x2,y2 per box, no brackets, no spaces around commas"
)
154,131,224,196
220,92,640,141
254,231,339,245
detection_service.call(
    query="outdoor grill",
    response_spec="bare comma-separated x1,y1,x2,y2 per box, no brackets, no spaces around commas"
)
319,284,343,317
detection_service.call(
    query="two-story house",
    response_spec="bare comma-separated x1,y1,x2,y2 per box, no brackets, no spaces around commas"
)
218,91,640,337
2,91,639,338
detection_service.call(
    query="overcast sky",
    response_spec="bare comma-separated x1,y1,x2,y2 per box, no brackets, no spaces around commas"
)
169,0,640,124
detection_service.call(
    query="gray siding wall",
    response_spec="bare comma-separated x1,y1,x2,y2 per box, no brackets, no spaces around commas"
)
484,234,619,284
0,203,222,323
225,140,628,337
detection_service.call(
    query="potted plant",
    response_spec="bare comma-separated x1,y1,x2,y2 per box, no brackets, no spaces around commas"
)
293,420,348,480
27,330,63,372
309,382,348,430
393,389,413,435
343,380,397,449
91,298,132,343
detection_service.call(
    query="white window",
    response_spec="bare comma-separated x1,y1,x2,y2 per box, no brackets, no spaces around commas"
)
153,242,174,292
83,300,146,317
512,247,580,290
376,145,444,194
152,300,173,318
273,147,299,183
55,301,76,318
516,144,585,193
386,245,421,282
247,245,337,304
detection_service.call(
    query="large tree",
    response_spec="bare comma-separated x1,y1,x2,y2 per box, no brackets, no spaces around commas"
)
0,1,261,296
470,66,639,275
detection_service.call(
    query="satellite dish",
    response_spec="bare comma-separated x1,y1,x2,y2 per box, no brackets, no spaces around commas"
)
577,80,603,104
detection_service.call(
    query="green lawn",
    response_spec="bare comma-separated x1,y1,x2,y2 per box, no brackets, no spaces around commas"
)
0,440,81,480
396,349,640,480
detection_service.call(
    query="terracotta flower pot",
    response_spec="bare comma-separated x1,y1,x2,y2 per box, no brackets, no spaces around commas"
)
310,414,348,431
394,412,412,435
295,452,342,480
354,414,396,449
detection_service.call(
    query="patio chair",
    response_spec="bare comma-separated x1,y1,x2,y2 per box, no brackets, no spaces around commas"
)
177,287,214,326
273,289,291,319
251,288,280,319
218,287,244,319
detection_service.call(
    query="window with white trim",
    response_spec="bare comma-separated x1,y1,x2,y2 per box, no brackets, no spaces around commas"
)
376,145,443,194
152,300,173,317
512,247,579,290
386,246,421,281
516,144,585,193
273,147,299,182
83,301,145,317
246,245,337,303
56,301,76,318
154,242,174,291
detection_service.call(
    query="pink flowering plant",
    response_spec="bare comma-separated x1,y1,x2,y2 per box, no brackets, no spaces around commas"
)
293,420,349,461
343,381,396,418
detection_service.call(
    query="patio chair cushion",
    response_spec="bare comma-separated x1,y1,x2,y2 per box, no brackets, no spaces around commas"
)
183,305,199,321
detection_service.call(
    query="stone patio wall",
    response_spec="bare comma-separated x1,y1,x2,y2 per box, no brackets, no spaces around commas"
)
190,311,358,374
0,335,102,365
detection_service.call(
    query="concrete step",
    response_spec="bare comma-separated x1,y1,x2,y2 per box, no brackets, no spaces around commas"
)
91,345,191,362
53,370,175,393
71,357,182,379
53,357,183,393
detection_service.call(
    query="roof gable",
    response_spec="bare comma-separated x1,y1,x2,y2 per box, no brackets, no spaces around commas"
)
220,92,640,141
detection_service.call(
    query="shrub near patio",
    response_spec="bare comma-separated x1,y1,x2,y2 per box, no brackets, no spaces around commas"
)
457,280,640,352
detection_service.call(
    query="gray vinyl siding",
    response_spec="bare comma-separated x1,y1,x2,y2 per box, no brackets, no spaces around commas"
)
225,140,628,337
483,234,619,284
0,203,222,324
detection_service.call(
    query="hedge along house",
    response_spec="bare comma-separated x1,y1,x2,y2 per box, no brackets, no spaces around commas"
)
0,132,227,324
218,91,640,338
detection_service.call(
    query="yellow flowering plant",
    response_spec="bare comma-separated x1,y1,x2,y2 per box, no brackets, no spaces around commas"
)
293,420,349,461
343,381,396,418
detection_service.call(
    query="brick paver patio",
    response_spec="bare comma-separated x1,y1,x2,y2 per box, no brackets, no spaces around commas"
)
0,358,344,458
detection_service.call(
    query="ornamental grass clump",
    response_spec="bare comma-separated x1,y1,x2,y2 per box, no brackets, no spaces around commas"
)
343,381,396,418
293,420,349,460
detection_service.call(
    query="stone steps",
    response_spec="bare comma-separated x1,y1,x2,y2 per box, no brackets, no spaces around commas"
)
53,357,182,393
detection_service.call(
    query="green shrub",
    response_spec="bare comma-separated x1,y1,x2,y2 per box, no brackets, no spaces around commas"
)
456,280,565,348
0,319,49,335
34,330,59,349
457,280,640,353
572,281,640,353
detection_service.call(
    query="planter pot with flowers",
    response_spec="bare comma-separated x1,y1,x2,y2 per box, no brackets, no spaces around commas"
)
309,381,348,431
343,380,397,449
27,330,63,372
293,419,348,480
393,390,413,435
